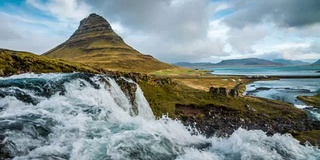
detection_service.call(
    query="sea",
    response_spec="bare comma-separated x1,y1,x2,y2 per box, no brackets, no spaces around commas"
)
0,73,319,159
208,65,320,121
210,65,320,76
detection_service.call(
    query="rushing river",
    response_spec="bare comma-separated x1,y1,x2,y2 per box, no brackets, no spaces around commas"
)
0,73,319,159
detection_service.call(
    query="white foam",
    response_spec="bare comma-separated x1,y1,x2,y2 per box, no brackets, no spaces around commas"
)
0,73,319,159
135,85,155,120
294,104,311,109
307,109,320,121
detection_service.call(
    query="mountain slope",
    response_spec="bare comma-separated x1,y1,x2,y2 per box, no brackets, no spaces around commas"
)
43,13,175,73
216,58,282,66
272,59,309,65
312,59,320,65
0,48,99,76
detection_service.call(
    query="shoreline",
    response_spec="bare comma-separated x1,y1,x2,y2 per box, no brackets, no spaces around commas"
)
211,74,320,79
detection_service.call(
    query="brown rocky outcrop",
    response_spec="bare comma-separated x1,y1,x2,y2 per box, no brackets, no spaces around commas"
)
209,87,229,96
115,78,138,116
209,87,239,97
176,104,320,137
229,89,239,97
71,13,113,38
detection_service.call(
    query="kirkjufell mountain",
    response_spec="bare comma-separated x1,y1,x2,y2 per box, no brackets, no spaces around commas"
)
43,13,175,73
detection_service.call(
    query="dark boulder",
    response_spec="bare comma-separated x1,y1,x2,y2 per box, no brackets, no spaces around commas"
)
229,89,239,97
209,87,229,96
115,78,138,116
209,87,239,97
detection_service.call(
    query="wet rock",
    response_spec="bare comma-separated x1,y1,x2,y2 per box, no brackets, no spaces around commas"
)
0,134,13,159
256,87,271,91
116,78,138,115
176,104,317,138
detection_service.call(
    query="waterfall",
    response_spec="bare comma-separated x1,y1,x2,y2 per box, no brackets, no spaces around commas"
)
0,73,319,160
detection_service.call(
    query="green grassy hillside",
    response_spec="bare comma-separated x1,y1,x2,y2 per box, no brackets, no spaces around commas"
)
0,48,100,76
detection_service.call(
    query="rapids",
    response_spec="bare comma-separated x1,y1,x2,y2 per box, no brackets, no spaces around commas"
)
0,73,319,160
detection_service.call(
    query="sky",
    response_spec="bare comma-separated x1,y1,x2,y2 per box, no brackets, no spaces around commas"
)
0,0,320,63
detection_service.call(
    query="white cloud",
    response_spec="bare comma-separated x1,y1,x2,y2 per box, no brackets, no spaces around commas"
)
208,20,229,41
227,25,269,54
209,0,231,14
271,42,310,51
110,22,127,35
0,0,319,62
0,11,70,53
0,16,20,41
26,0,91,21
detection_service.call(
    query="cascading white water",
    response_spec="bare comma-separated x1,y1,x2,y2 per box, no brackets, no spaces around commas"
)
0,73,319,160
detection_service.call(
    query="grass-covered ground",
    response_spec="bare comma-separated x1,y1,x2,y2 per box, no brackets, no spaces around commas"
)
138,76,305,120
297,94,320,108
174,77,247,91
0,48,100,76
151,68,210,77
294,130,320,146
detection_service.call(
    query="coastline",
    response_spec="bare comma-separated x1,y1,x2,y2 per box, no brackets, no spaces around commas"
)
211,74,320,79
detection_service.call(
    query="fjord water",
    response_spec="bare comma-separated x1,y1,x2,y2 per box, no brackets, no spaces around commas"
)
0,73,319,159
210,65,320,76
209,65,320,120
245,78,320,105
245,79,320,121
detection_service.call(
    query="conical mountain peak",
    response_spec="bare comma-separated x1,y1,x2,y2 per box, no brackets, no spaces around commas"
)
70,13,113,39
43,13,175,73
44,13,126,51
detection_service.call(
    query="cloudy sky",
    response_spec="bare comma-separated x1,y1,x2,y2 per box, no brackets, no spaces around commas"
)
1,0,320,63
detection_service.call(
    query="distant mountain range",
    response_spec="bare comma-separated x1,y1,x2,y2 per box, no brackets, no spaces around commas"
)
174,58,311,68
216,58,281,66
271,59,310,65
312,59,320,65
